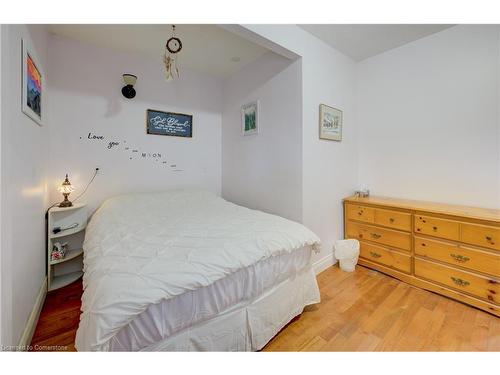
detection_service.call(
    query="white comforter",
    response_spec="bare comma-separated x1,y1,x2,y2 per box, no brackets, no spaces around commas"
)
75,190,321,351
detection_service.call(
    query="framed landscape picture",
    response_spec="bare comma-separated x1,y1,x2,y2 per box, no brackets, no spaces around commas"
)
319,104,342,141
241,101,259,136
22,39,43,126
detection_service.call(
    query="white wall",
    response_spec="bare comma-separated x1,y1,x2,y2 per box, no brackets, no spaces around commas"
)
498,27,500,209
0,25,50,347
357,25,500,208
221,52,303,222
48,36,222,214
240,26,359,268
0,24,3,345
300,34,358,267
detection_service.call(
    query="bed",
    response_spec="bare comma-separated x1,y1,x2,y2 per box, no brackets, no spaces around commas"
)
75,190,321,351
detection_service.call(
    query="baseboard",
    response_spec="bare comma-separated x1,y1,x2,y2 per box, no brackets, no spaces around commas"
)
17,276,47,351
313,253,337,275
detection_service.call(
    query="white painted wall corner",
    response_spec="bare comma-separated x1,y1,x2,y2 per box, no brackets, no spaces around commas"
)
17,277,46,351
313,253,337,275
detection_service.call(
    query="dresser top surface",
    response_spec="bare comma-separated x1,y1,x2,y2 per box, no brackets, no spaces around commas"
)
344,195,500,223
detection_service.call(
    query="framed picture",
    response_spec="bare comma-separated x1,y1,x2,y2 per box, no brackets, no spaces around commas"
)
319,104,342,141
146,109,193,138
241,101,259,136
22,38,43,126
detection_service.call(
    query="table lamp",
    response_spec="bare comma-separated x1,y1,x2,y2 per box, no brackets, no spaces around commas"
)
58,174,75,207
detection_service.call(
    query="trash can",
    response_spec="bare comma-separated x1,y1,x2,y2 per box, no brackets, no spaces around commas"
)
334,239,360,272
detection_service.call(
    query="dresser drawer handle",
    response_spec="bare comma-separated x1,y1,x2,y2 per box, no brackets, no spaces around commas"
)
389,218,395,223
370,233,381,239
369,251,381,258
485,236,494,244
358,211,363,216
450,254,470,263
451,277,470,287
432,226,438,231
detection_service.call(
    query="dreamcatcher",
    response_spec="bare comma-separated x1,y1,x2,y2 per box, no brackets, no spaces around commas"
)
164,25,182,82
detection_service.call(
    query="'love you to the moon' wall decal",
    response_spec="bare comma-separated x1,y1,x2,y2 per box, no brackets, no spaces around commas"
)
79,132,184,171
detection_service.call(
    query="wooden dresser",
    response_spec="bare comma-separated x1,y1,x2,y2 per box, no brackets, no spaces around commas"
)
343,196,500,316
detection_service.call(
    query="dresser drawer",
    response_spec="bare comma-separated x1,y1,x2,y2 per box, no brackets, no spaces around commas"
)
346,221,411,251
415,236,500,275
374,208,411,232
414,214,460,241
461,222,500,251
359,241,411,273
346,204,375,224
415,258,499,304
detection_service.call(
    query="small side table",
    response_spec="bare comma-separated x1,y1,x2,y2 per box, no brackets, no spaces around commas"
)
47,203,87,291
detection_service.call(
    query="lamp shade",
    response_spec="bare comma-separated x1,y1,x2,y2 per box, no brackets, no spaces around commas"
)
58,174,75,194
58,184,75,194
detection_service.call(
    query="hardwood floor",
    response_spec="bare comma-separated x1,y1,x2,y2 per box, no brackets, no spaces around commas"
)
263,266,500,351
30,265,500,351
30,278,82,351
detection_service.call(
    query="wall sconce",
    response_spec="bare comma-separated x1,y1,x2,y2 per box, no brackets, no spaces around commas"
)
121,74,137,99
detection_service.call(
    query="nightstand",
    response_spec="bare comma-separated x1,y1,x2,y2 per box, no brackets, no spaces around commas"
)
47,203,87,291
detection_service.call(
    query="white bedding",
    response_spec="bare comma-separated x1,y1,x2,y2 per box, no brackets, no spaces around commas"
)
109,246,312,351
140,264,320,351
75,190,321,351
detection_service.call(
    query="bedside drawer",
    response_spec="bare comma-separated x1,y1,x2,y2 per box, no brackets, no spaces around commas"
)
415,258,499,304
374,208,411,232
415,236,500,275
414,214,460,241
346,221,411,251
359,241,411,273
346,204,375,224
461,222,500,251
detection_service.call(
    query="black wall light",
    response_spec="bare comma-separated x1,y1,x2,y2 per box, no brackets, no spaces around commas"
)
121,74,137,99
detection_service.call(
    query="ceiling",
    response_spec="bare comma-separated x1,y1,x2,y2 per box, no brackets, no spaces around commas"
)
48,24,269,78
299,24,453,61
48,25,456,74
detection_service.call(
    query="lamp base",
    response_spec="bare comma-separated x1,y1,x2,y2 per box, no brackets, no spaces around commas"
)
58,194,73,208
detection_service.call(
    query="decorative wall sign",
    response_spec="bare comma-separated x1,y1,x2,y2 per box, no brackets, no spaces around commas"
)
22,38,43,126
241,101,259,136
146,109,193,138
319,104,342,141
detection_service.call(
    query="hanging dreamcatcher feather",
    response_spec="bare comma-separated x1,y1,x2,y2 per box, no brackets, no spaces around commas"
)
164,25,182,82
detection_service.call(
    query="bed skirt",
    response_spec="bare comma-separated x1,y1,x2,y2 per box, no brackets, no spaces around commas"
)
138,265,320,351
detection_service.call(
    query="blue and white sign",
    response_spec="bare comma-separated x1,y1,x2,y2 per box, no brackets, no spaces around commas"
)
147,109,193,138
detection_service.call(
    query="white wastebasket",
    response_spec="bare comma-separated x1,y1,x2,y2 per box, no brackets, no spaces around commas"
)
334,239,360,272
